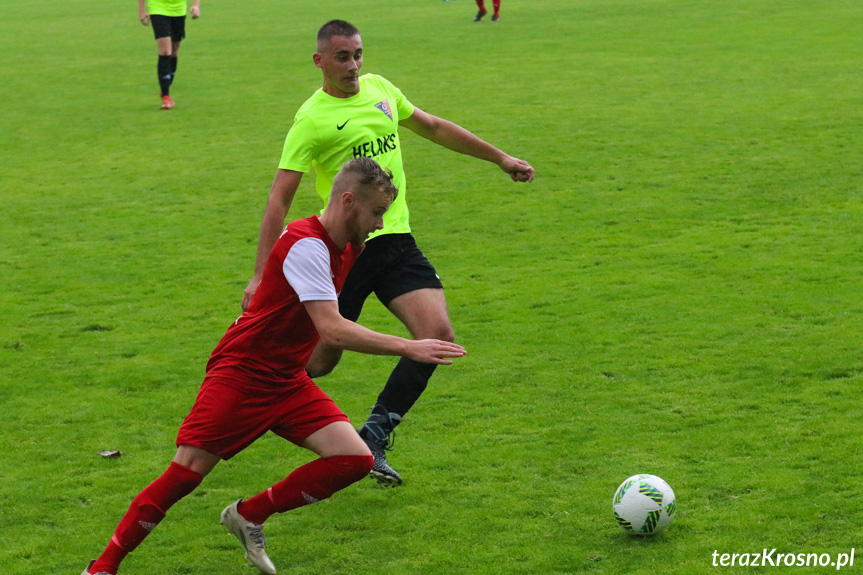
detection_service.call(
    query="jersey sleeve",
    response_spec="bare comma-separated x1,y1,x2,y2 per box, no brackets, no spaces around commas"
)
281,237,338,302
278,113,320,173
377,75,415,121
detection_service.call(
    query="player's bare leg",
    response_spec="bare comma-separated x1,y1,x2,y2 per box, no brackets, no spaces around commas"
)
305,341,343,378
303,420,374,458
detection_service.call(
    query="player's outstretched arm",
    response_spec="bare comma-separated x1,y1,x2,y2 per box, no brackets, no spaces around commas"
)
242,169,303,311
304,300,466,365
400,107,535,182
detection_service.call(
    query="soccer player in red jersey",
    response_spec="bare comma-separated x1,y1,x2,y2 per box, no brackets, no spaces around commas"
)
80,158,466,575
473,0,501,21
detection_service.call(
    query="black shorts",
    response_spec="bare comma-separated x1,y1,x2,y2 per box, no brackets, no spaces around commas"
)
338,233,443,322
150,14,186,42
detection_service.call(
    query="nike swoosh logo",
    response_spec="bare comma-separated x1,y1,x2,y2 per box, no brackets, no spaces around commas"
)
337,119,350,130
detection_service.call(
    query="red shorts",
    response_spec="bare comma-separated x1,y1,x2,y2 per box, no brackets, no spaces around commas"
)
176,375,349,460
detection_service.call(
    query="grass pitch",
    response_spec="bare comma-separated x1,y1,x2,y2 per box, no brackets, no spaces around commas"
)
2,1,863,573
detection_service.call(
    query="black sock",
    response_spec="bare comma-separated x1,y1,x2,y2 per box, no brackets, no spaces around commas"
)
157,55,172,96
169,56,178,84
375,358,438,418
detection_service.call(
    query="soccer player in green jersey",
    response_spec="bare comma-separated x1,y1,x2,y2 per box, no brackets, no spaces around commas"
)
137,0,200,109
243,19,534,486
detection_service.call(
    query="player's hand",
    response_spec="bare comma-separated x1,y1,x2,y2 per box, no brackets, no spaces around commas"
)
242,275,262,311
140,11,150,26
407,339,466,365
500,155,535,183
190,6,200,19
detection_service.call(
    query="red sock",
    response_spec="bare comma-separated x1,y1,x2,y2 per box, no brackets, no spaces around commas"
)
475,0,486,11
493,0,500,15
237,455,373,525
89,462,203,574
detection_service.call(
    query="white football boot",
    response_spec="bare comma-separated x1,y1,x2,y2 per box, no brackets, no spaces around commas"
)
220,500,277,574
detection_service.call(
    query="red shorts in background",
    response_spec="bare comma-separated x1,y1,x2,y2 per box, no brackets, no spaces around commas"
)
176,375,349,460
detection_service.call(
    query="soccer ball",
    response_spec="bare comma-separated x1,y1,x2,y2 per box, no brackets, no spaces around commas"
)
612,474,676,535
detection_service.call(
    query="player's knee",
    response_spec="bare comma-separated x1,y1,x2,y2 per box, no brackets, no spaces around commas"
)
306,346,342,378
306,358,338,378
435,324,456,343
358,454,374,476
415,320,455,343
327,454,374,483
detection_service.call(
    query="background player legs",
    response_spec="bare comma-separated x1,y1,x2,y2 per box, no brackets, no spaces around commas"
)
170,40,181,86
474,0,487,21
156,36,173,97
473,0,500,21
156,37,181,108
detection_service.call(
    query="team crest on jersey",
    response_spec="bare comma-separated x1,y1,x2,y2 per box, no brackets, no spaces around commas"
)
374,100,393,120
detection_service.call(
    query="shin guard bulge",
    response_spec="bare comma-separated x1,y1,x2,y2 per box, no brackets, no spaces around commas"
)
238,455,374,525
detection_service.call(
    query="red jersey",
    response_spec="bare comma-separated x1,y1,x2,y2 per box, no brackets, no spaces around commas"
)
206,217,359,386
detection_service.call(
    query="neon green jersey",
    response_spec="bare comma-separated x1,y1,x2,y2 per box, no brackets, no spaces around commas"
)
147,0,188,17
279,74,415,239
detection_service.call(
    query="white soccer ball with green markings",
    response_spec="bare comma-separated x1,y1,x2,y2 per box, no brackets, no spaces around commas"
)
612,474,676,535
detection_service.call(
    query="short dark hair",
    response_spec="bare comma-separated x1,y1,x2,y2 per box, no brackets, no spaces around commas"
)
317,20,360,45
338,157,398,201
